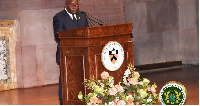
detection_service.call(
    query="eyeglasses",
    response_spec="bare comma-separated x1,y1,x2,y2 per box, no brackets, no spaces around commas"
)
69,4,79,7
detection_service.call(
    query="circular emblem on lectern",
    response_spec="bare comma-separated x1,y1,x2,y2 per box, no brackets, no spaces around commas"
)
159,81,187,105
101,41,124,71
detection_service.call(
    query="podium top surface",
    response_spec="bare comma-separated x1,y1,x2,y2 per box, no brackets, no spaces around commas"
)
58,23,133,38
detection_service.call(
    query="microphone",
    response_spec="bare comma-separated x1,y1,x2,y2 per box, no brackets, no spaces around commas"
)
85,12,107,27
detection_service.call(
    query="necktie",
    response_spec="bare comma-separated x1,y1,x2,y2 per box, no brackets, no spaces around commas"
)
72,14,78,28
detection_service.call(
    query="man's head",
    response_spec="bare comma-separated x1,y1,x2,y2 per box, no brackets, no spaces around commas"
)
65,0,79,14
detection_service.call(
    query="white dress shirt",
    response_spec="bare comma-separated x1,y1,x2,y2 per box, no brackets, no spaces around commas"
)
65,8,77,20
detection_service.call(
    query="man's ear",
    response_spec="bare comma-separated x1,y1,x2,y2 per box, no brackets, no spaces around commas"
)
64,5,67,8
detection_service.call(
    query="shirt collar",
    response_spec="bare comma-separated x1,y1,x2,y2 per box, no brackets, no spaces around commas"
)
65,8,77,20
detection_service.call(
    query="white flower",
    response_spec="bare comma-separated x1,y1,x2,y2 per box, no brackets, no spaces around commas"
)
147,99,152,102
78,91,83,100
153,93,158,97
105,89,107,92
123,76,128,85
124,69,131,76
133,71,140,79
100,82,105,87
88,93,96,98
139,89,148,98
109,83,114,87
138,81,144,85
96,87,104,93
143,78,150,84
123,76,127,78
107,76,114,87
108,101,115,105
128,95,133,99
109,76,114,81
109,77,114,83
116,97,119,101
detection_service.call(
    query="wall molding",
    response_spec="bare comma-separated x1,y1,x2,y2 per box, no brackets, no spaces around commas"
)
135,61,182,71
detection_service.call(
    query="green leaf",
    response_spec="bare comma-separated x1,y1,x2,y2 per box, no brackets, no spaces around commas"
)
78,91,83,101
85,96,90,103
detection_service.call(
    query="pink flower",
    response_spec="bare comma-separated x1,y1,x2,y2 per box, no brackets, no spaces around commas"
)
128,97,134,105
127,92,133,96
97,98,104,104
148,87,156,94
100,71,109,79
117,86,124,93
128,78,138,85
90,97,98,104
135,100,140,105
113,99,118,104
117,100,126,105
109,87,118,95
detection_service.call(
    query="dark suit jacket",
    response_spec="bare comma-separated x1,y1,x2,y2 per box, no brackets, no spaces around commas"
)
53,10,89,64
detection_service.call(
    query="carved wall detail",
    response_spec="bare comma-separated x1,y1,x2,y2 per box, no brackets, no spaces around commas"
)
0,21,17,91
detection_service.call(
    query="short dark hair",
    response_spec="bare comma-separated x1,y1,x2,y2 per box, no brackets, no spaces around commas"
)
65,0,74,5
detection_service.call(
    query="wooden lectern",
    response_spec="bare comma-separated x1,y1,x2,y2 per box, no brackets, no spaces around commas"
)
58,23,134,105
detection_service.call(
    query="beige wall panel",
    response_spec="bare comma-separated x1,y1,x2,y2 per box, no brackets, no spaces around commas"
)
180,29,198,64
163,30,181,62
22,46,37,88
179,0,197,29
19,8,62,46
125,2,148,34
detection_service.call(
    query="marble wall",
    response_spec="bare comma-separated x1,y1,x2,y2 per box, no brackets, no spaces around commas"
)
178,0,199,64
125,0,198,65
18,9,60,88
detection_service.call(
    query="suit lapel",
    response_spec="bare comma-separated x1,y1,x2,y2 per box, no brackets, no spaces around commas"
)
76,12,85,27
76,13,80,26
61,10,77,29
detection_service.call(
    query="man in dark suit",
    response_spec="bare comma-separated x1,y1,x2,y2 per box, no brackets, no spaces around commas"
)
53,0,88,104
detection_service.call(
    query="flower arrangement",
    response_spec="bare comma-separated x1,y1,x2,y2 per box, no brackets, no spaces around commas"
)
78,64,158,105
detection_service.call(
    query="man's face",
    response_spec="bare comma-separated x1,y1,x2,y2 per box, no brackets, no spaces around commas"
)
65,0,79,14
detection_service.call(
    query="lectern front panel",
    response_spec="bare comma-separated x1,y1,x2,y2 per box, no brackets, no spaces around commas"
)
59,23,134,105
